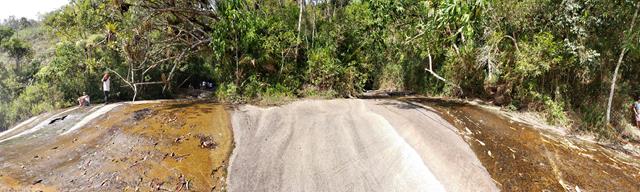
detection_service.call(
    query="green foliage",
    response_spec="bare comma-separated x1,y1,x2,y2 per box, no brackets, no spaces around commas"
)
577,102,608,135
259,83,295,105
540,94,569,126
2,0,640,140
215,82,240,103
299,85,338,99
7,83,66,122
306,45,341,90
378,62,404,91
0,18,50,130
0,26,14,43
513,33,562,79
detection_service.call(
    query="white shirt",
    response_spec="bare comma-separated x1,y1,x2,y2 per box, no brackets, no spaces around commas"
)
103,77,110,91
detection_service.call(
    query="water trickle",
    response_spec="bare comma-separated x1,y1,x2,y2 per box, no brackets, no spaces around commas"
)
407,98,640,191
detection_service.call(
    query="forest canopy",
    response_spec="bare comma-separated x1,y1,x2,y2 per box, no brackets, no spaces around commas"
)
1,0,640,139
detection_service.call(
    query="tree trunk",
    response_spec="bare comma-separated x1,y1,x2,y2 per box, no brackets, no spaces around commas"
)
606,2,640,124
311,1,316,47
295,0,304,60
106,68,136,101
133,84,138,102
425,50,462,94
235,33,240,86
14,56,20,73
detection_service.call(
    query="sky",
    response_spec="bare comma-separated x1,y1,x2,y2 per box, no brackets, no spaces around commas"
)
0,0,70,21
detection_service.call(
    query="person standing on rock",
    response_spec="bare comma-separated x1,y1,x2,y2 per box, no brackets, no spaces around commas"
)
102,72,110,104
634,97,640,129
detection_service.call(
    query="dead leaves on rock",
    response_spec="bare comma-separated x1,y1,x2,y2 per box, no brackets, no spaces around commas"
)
197,134,217,150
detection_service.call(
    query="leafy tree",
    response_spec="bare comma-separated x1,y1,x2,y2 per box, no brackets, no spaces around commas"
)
0,26,13,43
1,37,32,72
3,0,640,138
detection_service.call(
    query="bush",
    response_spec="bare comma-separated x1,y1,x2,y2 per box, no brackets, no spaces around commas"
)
215,83,240,103
541,96,569,126
258,83,295,105
2,83,66,129
299,85,338,99
377,62,403,91
306,46,341,93
576,102,611,137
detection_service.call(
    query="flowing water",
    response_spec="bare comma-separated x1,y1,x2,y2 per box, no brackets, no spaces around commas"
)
407,98,640,191
1,98,639,191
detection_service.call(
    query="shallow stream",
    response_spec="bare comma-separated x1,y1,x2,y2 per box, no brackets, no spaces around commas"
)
408,98,640,191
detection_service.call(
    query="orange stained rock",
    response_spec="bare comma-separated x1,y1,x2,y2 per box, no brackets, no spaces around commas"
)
0,101,233,191
407,98,640,191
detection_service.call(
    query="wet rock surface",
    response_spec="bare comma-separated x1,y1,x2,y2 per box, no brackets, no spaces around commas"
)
407,98,640,191
0,101,233,191
2,97,638,191
131,108,156,121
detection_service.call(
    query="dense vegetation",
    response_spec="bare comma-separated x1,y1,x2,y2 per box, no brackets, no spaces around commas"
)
1,0,640,139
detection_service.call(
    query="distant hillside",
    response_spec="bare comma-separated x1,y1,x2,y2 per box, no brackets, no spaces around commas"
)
0,16,58,131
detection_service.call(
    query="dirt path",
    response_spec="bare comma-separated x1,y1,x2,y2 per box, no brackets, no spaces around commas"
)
228,99,497,192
